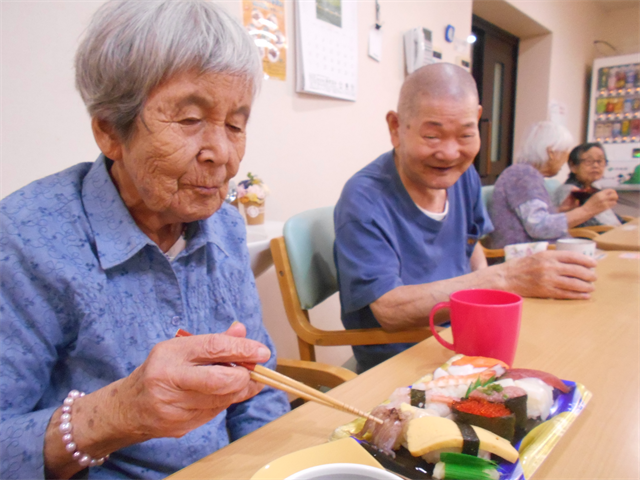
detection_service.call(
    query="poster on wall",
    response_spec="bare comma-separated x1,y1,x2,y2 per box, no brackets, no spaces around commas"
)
295,0,357,101
243,0,287,81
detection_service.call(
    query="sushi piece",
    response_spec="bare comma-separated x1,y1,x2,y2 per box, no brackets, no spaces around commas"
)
433,453,499,480
432,356,508,382
405,416,519,464
470,385,529,431
355,440,432,479
452,398,516,442
500,368,570,393
496,377,555,421
355,404,412,457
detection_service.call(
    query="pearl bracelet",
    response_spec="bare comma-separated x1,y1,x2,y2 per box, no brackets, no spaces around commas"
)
59,390,109,467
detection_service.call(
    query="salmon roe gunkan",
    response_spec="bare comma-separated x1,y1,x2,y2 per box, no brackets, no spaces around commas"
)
453,398,511,418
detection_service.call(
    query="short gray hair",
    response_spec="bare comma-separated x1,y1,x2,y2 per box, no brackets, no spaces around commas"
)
517,121,574,168
75,0,262,141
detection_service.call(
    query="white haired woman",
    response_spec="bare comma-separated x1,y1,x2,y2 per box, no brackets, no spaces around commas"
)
0,1,289,479
489,121,618,249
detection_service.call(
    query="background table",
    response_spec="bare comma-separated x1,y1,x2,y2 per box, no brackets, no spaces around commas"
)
596,217,640,251
246,221,284,277
167,252,639,480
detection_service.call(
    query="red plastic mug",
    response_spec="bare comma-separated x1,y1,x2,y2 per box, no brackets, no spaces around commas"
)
428,289,523,366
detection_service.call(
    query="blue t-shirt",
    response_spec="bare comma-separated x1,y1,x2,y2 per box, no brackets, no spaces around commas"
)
334,150,493,372
0,156,290,479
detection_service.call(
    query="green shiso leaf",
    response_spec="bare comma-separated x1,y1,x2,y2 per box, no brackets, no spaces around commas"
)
443,464,497,480
440,452,497,468
464,375,498,398
464,378,482,398
438,453,498,480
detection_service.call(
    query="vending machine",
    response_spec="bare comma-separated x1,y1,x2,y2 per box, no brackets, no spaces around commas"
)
587,53,640,189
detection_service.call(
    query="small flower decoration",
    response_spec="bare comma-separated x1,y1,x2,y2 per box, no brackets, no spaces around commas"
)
237,172,270,205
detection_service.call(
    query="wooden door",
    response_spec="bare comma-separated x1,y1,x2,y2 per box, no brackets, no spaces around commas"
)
471,15,519,185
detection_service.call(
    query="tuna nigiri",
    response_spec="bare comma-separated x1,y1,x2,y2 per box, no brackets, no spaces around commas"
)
500,368,570,393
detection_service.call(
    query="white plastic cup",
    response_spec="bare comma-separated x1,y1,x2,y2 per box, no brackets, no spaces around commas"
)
555,238,596,257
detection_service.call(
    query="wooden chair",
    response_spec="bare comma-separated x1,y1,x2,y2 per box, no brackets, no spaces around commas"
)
270,206,432,362
568,228,600,240
276,358,356,390
481,243,505,259
572,225,614,233
273,359,356,408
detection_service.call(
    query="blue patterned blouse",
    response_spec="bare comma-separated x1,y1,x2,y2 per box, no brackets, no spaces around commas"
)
0,156,290,479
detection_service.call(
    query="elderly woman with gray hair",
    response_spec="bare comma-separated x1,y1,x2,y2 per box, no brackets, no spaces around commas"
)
0,1,290,479
489,121,618,249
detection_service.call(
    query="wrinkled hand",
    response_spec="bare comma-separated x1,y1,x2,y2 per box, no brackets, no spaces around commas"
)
502,250,597,300
117,322,270,440
584,189,618,215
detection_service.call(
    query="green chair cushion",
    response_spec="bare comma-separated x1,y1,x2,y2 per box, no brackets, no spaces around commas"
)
283,206,337,310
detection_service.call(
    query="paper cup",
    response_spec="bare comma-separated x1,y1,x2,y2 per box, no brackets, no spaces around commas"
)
244,201,265,225
555,238,596,257
504,241,549,261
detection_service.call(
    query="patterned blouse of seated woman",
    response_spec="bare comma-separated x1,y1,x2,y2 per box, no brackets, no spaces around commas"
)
551,142,623,228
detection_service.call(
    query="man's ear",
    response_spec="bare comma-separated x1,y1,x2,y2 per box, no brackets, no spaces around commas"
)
91,117,124,161
477,105,483,120
386,111,401,149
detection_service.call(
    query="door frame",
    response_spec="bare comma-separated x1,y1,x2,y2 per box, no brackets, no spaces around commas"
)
472,14,519,185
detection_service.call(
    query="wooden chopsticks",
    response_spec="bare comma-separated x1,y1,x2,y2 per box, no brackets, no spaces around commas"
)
174,329,383,424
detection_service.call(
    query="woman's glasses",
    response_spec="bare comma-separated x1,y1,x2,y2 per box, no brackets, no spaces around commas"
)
580,158,607,167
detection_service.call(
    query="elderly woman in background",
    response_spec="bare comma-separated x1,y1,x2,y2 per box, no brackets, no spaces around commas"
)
0,1,290,479
489,121,618,249
552,142,622,227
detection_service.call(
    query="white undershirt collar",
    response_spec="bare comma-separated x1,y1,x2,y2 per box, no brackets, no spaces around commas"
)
415,200,449,221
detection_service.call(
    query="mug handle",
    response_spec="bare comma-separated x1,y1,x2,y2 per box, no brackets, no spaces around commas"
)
429,301,454,351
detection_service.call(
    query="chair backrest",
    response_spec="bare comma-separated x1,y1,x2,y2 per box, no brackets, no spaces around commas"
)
283,206,337,310
544,178,561,196
481,185,495,213
271,207,433,362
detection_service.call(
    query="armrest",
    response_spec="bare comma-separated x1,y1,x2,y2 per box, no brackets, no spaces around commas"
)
276,358,357,390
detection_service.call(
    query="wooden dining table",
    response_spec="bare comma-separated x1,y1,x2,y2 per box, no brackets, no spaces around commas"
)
167,252,639,480
595,217,640,251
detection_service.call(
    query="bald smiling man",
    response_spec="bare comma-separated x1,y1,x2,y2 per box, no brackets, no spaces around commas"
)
334,63,598,373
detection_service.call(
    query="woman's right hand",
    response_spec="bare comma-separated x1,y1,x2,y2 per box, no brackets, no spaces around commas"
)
557,186,580,213
45,323,271,479
116,322,269,440
583,188,618,215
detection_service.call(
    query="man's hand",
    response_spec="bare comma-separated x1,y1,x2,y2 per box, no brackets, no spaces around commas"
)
500,250,597,300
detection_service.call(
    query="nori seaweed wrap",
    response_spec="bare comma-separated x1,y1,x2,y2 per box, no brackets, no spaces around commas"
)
410,388,426,409
505,393,528,431
453,398,516,442
469,384,529,438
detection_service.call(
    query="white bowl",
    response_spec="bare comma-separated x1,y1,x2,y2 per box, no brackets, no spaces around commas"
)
284,463,401,480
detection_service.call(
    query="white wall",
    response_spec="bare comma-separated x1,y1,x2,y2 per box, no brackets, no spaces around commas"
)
2,0,638,366
596,3,640,57
1,0,474,366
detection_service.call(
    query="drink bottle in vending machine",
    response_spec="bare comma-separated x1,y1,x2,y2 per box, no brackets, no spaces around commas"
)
588,53,640,189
